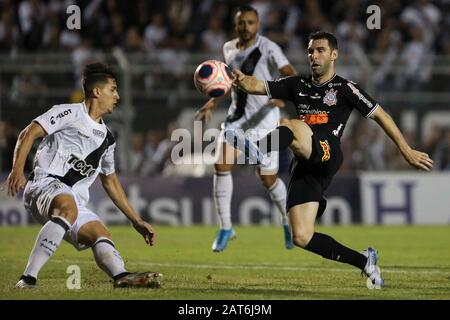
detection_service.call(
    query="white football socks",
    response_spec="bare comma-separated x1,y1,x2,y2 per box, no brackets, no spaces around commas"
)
23,216,71,279
213,171,233,229
268,178,288,225
92,237,127,278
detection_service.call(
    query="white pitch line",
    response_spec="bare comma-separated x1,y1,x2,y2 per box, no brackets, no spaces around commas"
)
10,258,448,275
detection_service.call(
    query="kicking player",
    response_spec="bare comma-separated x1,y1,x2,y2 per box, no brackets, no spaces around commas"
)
7,62,162,289
195,5,297,252
229,32,433,288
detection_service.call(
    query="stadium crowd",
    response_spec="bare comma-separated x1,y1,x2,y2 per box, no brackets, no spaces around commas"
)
0,0,449,174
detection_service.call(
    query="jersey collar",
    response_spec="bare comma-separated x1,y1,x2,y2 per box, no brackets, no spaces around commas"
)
312,73,337,87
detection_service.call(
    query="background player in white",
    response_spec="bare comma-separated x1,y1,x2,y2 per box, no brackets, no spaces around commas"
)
6,63,162,289
195,5,297,252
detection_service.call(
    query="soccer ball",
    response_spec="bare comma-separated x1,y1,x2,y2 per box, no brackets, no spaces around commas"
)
193,60,233,97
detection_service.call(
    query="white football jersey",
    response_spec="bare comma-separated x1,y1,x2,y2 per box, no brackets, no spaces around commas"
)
31,102,116,206
223,34,290,129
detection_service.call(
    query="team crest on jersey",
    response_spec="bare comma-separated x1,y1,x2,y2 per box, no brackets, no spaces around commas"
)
319,140,331,162
323,89,338,106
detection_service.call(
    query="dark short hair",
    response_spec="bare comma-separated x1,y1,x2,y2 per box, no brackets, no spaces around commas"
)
82,62,117,98
234,5,259,18
308,31,338,51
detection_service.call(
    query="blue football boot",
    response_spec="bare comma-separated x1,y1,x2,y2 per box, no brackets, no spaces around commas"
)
212,228,236,252
362,247,385,289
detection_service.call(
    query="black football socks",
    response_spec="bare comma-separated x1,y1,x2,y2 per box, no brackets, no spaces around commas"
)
257,126,294,154
305,232,367,270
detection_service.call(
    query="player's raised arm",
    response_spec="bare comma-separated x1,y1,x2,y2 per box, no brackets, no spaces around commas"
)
233,69,267,95
370,106,434,171
195,98,218,122
6,122,46,196
99,173,155,246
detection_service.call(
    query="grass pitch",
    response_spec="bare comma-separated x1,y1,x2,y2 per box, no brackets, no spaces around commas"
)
0,225,449,300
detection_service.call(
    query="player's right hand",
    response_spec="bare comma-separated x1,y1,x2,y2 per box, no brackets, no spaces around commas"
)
6,170,27,197
402,148,434,171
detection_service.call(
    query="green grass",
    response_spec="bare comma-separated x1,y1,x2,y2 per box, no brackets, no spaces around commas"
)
0,225,449,299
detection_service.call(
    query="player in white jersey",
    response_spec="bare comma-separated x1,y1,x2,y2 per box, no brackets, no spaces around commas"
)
195,5,297,252
6,63,162,289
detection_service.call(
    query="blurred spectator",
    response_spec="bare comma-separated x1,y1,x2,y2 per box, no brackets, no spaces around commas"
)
397,0,442,90
9,69,47,107
130,132,146,174
201,16,226,58
0,121,33,172
0,10,19,53
19,0,47,51
144,13,168,51
432,128,450,170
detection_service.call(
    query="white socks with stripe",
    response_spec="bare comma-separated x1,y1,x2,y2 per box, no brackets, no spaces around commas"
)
92,237,127,278
23,216,71,279
268,178,288,225
213,171,233,229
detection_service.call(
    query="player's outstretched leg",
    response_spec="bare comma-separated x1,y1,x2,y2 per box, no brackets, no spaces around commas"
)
15,195,77,289
361,247,384,289
289,202,382,289
78,221,163,288
15,217,72,288
94,237,163,288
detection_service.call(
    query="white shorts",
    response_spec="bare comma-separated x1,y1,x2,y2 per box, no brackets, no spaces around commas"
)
218,120,279,175
23,177,102,251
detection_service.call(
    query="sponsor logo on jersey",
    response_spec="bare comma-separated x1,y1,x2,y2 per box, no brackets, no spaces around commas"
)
67,154,96,177
77,131,89,139
323,89,338,106
319,140,331,162
50,109,72,125
92,129,105,138
328,82,342,87
299,113,329,125
347,82,373,108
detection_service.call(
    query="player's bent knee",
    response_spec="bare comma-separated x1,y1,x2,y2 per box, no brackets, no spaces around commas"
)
292,232,313,248
49,198,78,225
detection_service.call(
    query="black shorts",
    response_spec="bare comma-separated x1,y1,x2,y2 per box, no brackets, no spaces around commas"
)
286,125,343,217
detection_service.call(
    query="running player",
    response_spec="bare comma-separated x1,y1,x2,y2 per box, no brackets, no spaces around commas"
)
195,5,297,252
6,62,162,289
229,32,433,288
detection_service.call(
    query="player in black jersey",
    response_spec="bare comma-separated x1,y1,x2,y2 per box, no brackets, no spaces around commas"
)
229,32,433,289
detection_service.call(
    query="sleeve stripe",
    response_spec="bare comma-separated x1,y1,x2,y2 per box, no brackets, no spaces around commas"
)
264,81,272,99
366,103,380,118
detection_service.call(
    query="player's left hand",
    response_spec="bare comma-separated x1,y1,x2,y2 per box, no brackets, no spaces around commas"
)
133,219,155,246
403,148,434,171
